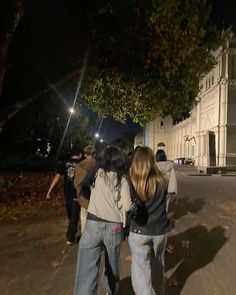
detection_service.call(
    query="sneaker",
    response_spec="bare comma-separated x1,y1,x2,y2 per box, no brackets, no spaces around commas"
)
66,240,74,246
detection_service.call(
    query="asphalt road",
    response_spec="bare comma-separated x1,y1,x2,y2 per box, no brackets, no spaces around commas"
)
1,167,236,295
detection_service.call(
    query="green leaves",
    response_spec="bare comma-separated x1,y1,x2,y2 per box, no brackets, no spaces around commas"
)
69,0,223,125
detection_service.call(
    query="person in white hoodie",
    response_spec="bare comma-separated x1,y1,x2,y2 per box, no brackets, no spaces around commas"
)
156,149,177,212
73,146,132,295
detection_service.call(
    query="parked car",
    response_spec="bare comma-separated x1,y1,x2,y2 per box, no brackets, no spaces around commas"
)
174,157,185,164
184,158,195,165
174,157,195,165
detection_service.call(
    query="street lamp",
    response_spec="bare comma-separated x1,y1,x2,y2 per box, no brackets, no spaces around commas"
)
95,133,100,138
100,139,103,143
69,107,75,114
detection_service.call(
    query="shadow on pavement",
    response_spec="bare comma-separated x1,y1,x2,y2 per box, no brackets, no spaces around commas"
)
169,197,205,220
164,225,228,294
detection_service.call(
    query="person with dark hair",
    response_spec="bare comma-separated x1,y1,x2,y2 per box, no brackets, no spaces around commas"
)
156,149,178,212
73,146,132,295
129,146,169,295
155,149,167,162
46,147,82,245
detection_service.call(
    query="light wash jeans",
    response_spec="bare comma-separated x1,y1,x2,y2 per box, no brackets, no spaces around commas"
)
73,219,123,295
128,232,167,295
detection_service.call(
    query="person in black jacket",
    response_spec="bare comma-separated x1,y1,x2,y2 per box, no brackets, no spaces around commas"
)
129,146,169,295
46,147,82,245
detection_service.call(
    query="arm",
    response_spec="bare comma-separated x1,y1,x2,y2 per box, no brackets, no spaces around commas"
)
118,178,133,212
46,173,61,199
168,167,178,195
79,167,97,199
74,165,88,198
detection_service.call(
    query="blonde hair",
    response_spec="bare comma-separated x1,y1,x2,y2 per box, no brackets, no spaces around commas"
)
130,146,166,201
83,145,95,155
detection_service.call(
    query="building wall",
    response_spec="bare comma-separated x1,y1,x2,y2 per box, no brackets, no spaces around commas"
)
139,37,236,168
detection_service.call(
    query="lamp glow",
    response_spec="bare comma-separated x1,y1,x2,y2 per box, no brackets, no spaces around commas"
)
69,107,75,114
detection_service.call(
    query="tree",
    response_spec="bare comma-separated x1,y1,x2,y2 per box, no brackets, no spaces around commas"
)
0,0,224,129
0,95,96,158
66,0,222,124
0,0,24,97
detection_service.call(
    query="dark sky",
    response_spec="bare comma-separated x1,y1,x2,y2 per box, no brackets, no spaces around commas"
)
97,117,140,143
210,0,236,28
81,107,140,143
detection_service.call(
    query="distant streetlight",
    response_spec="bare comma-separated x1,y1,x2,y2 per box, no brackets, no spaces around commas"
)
95,133,100,138
100,139,104,143
69,107,75,114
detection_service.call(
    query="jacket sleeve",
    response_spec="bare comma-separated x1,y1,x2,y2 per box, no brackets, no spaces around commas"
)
79,167,97,199
118,178,133,212
167,167,178,195
74,165,88,197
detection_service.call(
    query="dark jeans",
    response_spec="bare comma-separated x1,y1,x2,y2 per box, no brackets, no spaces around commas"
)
65,196,80,242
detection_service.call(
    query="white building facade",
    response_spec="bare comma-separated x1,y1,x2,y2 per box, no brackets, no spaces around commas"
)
136,37,236,169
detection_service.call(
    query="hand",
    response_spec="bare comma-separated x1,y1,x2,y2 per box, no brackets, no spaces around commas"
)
46,192,51,200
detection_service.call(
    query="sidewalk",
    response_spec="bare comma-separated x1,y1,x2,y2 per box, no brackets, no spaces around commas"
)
1,171,236,295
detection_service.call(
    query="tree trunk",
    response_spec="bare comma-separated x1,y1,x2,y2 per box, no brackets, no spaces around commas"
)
0,0,24,97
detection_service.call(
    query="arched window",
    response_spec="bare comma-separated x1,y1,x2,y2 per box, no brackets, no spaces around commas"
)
157,142,166,147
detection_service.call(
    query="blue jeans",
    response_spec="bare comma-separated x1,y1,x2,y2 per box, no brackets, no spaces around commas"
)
128,232,167,295
73,219,123,295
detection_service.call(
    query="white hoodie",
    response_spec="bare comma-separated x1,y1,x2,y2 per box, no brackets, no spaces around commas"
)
156,161,178,195
87,169,132,224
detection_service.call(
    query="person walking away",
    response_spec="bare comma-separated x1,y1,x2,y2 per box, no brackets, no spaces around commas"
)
74,145,96,232
156,149,177,212
129,146,169,295
73,146,132,295
46,147,82,245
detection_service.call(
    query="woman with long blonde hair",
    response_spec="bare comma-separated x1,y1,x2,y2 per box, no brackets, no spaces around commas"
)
129,146,169,295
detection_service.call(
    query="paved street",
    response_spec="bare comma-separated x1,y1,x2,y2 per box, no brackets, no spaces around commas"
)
1,167,236,295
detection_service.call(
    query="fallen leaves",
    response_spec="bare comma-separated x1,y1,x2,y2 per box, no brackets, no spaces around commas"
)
167,278,178,287
51,260,61,268
0,172,64,222
181,240,190,249
165,244,176,254
215,200,236,215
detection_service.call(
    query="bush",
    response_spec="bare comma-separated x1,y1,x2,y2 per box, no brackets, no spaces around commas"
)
0,153,57,173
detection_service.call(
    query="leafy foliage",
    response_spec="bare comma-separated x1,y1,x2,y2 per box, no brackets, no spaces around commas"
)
66,0,222,125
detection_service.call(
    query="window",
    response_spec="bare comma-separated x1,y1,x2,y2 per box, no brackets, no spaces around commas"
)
157,142,165,147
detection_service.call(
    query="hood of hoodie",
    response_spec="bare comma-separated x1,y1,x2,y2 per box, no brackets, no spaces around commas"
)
156,161,174,173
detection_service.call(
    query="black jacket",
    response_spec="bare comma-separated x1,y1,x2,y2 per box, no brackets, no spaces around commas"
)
130,185,170,236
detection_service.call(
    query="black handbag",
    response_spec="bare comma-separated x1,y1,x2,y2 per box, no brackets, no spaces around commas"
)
129,197,149,226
